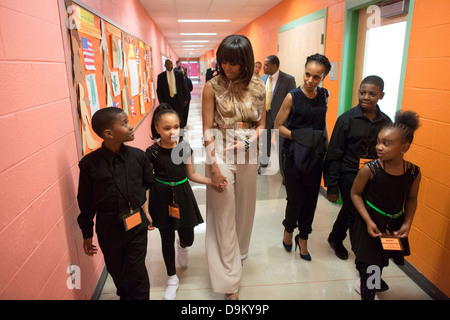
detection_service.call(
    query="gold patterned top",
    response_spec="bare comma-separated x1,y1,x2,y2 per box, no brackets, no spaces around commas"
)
210,75,265,127
209,75,265,164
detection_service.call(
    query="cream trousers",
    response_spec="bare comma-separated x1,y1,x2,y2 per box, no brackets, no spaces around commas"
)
205,162,258,293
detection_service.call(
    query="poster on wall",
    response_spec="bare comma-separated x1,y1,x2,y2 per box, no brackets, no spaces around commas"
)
64,0,155,155
128,59,140,97
85,74,100,115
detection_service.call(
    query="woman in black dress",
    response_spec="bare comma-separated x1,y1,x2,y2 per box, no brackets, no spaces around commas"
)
274,53,331,261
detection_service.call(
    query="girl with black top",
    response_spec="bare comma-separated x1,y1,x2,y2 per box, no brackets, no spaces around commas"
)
274,53,331,261
146,104,225,300
351,110,421,300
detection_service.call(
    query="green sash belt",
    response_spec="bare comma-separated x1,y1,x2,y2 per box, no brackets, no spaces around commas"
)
366,200,403,218
155,177,188,186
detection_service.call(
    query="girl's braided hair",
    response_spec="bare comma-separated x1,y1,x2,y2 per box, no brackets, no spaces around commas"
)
388,110,420,144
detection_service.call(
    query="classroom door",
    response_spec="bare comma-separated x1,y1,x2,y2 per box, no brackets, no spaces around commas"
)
189,61,199,79
352,7,408,120
278,12,326,87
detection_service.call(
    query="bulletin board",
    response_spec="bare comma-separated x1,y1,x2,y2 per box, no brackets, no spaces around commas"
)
64,0,154,155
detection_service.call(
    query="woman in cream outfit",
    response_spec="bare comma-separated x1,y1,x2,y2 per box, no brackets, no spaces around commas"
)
202,35,266,300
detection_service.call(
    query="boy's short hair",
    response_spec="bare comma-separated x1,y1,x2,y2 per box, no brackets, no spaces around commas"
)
92,107,125,139
361,75,384,92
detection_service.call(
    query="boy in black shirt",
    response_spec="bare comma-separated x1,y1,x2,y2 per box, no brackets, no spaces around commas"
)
324,76,392,260
77,107,154,300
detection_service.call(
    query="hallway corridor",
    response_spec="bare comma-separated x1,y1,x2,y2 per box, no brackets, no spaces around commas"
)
98,81,431,300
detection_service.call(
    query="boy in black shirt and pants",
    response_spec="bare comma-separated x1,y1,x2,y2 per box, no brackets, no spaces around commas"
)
77,107,154,300
324,76,392,260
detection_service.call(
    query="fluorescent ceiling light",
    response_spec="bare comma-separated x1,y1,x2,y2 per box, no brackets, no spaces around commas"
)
183,45,205,47
180,33,217,36
178,19,230,23
182,40,210,43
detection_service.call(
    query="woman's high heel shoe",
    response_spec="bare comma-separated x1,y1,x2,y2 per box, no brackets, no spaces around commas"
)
282,241,292,252
294,234,311,261
282,230,293,252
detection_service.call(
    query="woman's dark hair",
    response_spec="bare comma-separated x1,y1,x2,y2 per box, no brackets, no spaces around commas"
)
216,34,255,88
387,110,420,144
150,103,179,139
305,53,332,77
92,107,125,138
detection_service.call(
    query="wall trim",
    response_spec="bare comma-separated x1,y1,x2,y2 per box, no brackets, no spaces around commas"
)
398,261,449,300
91,266,108,300
278,7,327,34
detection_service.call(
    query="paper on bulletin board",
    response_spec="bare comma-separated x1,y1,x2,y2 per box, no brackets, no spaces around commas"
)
75,6,101,39
128,59,139,97
112,35,120,69
86,74,100,116
111,71,121,96
81,36,96,71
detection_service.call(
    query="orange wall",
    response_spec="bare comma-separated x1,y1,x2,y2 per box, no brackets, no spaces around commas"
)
402,0,450,297
0,0,176,299
202,0,345,132
213,0,450,297
237,0,345,131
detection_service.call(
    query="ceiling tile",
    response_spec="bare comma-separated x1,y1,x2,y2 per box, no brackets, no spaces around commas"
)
138,0,282,57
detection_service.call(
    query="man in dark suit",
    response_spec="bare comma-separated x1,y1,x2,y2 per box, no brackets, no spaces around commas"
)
157,59,189,126
259,55,296,175
205,60,220,82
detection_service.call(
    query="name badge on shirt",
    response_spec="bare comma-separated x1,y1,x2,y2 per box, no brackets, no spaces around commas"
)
122,208,142,231
359,156,374,169
380,234,403,251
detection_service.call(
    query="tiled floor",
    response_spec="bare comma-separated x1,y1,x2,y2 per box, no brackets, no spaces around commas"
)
99,81,432,300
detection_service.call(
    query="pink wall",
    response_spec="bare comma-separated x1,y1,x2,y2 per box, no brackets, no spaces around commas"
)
0,0,176,299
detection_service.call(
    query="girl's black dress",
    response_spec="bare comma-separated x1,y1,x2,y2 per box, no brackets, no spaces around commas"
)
352,159,420,267
146,141,203,230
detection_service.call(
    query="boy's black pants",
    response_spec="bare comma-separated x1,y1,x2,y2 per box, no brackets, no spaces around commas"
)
96,214,150,300
329,173,358,244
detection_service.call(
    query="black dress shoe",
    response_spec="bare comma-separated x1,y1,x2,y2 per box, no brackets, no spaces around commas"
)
378,278,389,292
327,235,348,260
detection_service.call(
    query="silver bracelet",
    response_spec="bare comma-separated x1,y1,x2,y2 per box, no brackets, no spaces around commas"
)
244,139,250,152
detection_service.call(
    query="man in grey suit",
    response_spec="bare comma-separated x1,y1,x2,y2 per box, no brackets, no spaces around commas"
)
260,55,296,176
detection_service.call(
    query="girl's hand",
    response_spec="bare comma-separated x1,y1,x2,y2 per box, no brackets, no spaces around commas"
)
366,220,382,238
394,224,411,238
211,171,227,193
218,180,228,191
144,211,155,231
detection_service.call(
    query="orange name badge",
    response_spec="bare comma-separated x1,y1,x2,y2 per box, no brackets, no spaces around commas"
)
168,203,180,219
123,209,142,231
380,234,403,251
359,157,373,169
